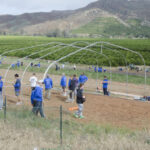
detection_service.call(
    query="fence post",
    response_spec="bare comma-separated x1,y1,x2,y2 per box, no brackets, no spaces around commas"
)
60,105,63,146
4,96,7,122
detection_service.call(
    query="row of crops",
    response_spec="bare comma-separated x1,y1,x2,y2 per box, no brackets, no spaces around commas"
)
0,36,150,66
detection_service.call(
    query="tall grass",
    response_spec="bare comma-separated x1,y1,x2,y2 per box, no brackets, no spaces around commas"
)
0,106,150,150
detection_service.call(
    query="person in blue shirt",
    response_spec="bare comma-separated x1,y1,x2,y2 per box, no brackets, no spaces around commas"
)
94,66,97,72
17,60,20,67
31,84,45,118
0,76,3,110
98,67,102,73
102,76,109,95
60,73,67,96
11,64,16,68
43,74,53,100
78,73,88,84
103,68,107,72
37,62,40,68
13,74,22,105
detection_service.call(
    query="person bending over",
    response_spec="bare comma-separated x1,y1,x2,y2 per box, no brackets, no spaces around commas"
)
31,83,45,118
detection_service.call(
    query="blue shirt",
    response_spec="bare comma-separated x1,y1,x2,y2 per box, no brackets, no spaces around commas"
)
37,63,40,67
17,61,20,67
14,79,21,91
79,75,88,84
44,77,53,90
0,80,3,92
98,67,102,72
12,64,15,68
31,86,43,104
60,76,67,87
103,79,108,88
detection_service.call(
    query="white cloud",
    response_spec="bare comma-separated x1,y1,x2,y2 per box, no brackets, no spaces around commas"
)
0,0,97,15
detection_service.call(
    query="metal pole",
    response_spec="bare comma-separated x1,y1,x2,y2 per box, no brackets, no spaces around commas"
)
60,105,63,146
101,44,103,54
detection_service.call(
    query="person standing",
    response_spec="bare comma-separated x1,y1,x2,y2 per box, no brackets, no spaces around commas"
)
31,84,45,118
62,64,65,69
60,73,67,96
102,76,109,95
17,60,20,67
13,74,22,105
66,74,78,103
74,83,86,119
0,76,3,110
29,73,37,90
43,75,53,100
73,64,76,70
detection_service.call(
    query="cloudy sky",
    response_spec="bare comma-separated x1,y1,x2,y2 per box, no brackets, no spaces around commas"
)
0,0,97,15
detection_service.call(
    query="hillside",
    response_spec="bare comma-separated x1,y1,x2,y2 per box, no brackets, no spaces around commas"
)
0,0,150,37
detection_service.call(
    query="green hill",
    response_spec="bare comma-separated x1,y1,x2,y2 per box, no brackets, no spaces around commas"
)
72,17,150,38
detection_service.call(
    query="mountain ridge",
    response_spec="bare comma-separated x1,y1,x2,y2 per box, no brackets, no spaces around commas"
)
0,0,150,37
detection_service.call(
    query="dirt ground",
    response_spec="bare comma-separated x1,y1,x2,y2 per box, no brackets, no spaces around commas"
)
6,90,150,130
1,69,150,130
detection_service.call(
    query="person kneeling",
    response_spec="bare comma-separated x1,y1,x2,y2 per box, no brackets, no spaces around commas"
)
31,84,45,118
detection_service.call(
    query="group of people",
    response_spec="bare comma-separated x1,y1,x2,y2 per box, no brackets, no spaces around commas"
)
30,62,40,67
11,61,23,68
29,72,89,118
0,72,109,119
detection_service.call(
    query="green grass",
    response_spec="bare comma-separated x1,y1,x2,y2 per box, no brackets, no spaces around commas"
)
0,57,149,85
0,106,150,150
6,64,149,85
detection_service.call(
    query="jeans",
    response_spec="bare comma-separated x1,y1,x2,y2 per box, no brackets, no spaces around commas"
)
103,88,108,95
0,92,3,109
68,90,75,102
45,89,51,100
75,104,83,117
15,90,20,96
32,101,45,118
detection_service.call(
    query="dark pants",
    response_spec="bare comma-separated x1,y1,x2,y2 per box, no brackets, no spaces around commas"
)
69,90,73,99
103,88,108,95
32,101,45,118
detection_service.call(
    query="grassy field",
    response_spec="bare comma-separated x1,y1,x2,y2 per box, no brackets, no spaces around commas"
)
0,58,149,86
0,106,150,150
